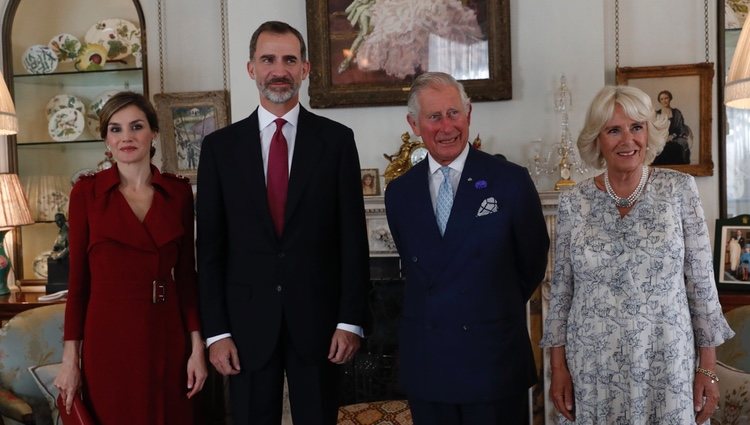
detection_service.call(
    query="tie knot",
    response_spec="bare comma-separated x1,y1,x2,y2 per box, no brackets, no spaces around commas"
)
440,166,451,178
274,118,286,130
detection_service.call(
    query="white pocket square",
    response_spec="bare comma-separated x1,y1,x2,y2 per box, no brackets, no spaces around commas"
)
476,197,499,217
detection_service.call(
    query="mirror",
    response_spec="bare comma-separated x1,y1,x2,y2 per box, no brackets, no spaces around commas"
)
720,1,750,217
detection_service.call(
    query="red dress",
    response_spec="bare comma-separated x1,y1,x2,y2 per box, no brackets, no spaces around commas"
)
64,165,200,425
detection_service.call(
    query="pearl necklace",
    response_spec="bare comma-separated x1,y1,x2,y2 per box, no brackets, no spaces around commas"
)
604,165,649,208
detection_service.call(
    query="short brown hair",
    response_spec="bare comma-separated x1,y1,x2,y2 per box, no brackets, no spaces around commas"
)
249,21,307,61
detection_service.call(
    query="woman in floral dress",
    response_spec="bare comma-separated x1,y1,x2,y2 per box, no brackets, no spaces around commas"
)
541,86,733,425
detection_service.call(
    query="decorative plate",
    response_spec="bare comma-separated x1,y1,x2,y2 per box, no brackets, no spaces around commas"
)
33,251,52,278
48,108,85,142
84,18,140,61
45,94,85,120
74,43,108,71
86,113,101,138
22,45,58,74
48,33,81,62
89,90,119,117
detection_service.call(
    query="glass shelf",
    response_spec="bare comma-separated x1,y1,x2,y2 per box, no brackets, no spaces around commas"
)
14,66,143,79
18,138,102,146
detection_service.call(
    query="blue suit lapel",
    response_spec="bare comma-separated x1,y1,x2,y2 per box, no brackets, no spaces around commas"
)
443,148,483,243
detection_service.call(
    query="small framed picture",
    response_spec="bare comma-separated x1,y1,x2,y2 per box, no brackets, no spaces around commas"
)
714,214,750,290
154,91,230,183
360,168,381,196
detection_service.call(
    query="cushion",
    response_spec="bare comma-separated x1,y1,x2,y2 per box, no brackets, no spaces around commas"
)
0,386,34,423
27,363,61,425
712,361,750,425
337,400,412,425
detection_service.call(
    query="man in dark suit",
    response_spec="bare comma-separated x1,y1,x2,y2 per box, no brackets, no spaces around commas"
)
385,72,549,425
196,21,369,425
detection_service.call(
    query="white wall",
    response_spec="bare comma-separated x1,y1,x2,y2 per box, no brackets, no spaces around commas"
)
0,0,725,237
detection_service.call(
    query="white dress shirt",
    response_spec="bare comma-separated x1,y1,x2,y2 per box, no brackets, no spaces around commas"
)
427,142,470,211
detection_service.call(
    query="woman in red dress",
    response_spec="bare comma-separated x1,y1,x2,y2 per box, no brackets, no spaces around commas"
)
54,92,207,424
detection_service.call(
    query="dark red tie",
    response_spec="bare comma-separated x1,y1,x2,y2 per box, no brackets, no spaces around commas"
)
267,118,288,236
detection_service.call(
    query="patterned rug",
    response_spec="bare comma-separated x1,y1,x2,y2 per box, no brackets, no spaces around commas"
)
337,400,412,425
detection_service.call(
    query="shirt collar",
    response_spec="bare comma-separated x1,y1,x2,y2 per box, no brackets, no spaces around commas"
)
427,142,470,175
258,103,301,131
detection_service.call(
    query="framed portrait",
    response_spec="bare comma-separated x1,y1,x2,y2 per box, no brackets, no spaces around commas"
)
154,91,230,183
360,168,381,196
305,0,511,108
616,63,714,176
714,214,750,290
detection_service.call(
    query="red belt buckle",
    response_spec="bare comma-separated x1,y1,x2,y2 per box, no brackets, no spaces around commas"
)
152,280,166,303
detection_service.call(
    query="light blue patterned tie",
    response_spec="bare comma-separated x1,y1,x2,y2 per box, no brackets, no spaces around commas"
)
436,166,454,236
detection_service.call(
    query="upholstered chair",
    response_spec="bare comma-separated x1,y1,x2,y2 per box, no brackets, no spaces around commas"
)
713,305,750,424
0,303,65,425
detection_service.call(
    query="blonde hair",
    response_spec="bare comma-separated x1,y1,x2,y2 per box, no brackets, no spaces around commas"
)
577,86,669,170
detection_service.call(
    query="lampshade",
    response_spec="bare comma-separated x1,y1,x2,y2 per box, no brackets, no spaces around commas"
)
0,72,17,135
0,173,33,229
24,175,70,222
727,15,750,108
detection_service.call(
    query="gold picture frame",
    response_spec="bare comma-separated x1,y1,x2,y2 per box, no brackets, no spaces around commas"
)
616,63,714,177
154,91,230,183
305,0,511,108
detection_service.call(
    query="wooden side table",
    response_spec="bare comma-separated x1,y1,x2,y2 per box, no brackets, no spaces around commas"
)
0,289,64,322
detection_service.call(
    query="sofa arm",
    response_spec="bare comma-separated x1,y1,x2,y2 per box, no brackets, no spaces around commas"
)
0,386,34,424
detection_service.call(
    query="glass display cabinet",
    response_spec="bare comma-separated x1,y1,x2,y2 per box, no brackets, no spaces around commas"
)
1,0,147,282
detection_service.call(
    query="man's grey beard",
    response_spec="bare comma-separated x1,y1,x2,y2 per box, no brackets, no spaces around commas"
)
262,84,299,104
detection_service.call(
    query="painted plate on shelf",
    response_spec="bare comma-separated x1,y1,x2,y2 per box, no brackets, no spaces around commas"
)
48,107,85,142
22,44,58,74
89,90,118,118
74,43,108,71
45,94,86,120
85,114,101,138
48,33,81,62
84,18,140,61
33,251,52,279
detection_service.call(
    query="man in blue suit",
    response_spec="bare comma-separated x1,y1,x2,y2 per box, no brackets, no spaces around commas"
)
385,72,549,425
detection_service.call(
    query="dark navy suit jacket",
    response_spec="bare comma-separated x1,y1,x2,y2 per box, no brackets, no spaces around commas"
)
385,147,549,403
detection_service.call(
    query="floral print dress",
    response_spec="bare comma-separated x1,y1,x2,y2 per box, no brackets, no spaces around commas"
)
541,168,734,425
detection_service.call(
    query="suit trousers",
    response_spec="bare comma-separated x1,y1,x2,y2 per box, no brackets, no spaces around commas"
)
408,392,528,425
228,318,340,425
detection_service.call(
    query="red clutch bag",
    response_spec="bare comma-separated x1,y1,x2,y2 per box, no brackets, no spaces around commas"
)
56,393,95,425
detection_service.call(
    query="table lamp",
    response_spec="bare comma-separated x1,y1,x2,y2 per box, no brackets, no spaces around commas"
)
0,173,34,295
727,15,750,108
0,71,32,295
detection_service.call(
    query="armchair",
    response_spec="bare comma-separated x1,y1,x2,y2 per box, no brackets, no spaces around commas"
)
713,305,750,424
0,303,65,425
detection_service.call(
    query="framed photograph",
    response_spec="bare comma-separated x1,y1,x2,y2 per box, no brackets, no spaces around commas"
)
714,214,750,290
305,0,511,108
616,63,714,176
154,91,230,183
360,168,381,196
